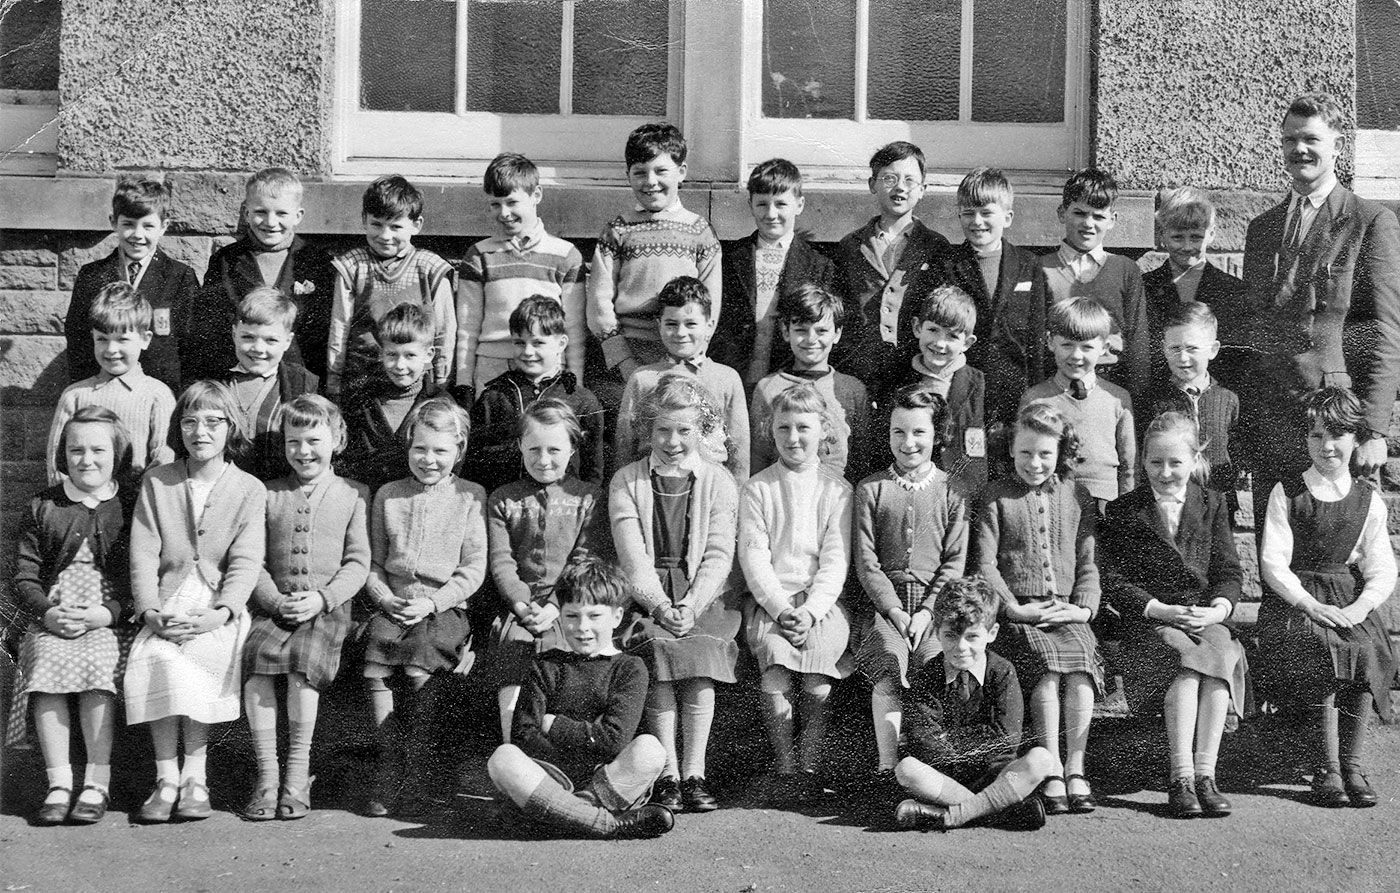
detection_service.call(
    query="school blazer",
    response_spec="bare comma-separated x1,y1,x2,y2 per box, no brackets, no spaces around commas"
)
1242,186,1400,437
938,241,1050,426
66,249,199,393
187,236,338,383
1099,482,1242,621
713,233,837,376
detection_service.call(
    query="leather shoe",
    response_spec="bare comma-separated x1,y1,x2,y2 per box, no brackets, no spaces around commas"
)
681,776,719,812
990,794,1047,831
1343,771,1379,808
1168,777,1202,818
612,803,674,839
895,798,950,831
137,781,178,824
650,775,682,809
1066,773,1096,813
1037,776,1069,816
1312,769,1350,808
35,787,72,826
1194,775,1232,816
175,780,212,821
68,786,110,824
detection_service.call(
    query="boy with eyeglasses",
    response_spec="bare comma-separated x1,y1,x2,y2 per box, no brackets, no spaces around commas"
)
834,141,950,391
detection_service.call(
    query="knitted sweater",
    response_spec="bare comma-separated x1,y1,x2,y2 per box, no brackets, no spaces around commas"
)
749,366,871,483
586,205,722,361
366,475,488,612
854,466,968,616
615,358,750,481
251,474,371,616
975,475,1099,615
46,368,176,484
455,227,586,384
1020,376,1135,501
488,476,606,609
738,462,853,623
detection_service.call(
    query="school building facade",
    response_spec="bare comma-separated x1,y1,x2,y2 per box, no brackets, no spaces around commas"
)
2,0,1400,586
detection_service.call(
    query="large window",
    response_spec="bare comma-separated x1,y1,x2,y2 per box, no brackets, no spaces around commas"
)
0,0,59,174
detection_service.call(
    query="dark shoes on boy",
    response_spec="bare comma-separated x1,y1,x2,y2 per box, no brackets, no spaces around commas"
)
895,798,950,831
893,795,1046,832
1312,769,1351,808
680,776,719,812
1343,771,1379,807
612,803,675,839
650,775,682,809
1170,775,1231,818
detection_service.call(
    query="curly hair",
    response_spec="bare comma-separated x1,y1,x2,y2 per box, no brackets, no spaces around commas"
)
635,372,723,442
1010,402,1081,479
556,557,632,609
932,576,1000,633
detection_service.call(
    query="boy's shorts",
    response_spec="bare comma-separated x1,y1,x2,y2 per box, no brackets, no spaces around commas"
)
534,756,654,813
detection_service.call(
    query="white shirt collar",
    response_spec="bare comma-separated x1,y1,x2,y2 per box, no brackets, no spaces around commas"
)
63,478,118,508
1057,242,1108,267
634,202,687,219
1054,371,1098,393
944,655,988,686
230,364,278,380
1303,465,1351,498
1293,176,1338,208
649,449,704,476
95,366,145,390
672,354,707,372
757,233,794,251
1154,490,1186,506
913,353,966,381
1175,372,1212,394
972,241,1003,259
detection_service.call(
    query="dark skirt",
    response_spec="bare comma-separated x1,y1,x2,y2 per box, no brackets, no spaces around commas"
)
1258,565,1397,720
1121,620,1246,717
997,609,1104,697
490,612,566,688
244,601,354,691
361,607,471,675
854,585,941,687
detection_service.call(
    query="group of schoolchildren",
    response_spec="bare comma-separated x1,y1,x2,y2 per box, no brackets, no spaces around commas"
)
11,120,1395,841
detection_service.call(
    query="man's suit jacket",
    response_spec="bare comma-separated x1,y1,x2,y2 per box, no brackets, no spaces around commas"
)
1143,259,1250,389
1242,186,1400,439
186,235,338,384
66,249,199,393
713,233,836,382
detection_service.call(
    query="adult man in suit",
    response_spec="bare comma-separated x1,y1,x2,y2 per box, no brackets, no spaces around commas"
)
1241,93,1400,515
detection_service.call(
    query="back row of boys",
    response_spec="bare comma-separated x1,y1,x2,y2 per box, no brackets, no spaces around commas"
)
62,123,1239,494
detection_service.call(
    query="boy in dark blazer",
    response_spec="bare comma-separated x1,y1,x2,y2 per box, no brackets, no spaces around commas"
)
65,177,199,394
185,168,337,384
714,158,836,391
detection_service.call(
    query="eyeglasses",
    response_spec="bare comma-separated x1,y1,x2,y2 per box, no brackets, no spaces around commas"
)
180,416,229,433
877,174,924,191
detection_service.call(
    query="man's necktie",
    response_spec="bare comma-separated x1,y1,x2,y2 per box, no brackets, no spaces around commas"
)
128,261,141,284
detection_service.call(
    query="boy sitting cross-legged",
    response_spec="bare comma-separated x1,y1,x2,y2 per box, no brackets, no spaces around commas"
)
486,557,675,839
893,577,1052,831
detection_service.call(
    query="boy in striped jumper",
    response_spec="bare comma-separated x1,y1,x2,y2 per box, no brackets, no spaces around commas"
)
456,153,585,402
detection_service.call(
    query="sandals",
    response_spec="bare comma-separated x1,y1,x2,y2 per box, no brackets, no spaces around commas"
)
278,779,313,820
35,786,72,826
241,786,280,822
1037,776,1069,815
1066,773,1097,813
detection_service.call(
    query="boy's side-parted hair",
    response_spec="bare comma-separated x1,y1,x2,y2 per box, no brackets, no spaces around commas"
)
1047,297,1114,342
777,283,846,330
933,576,1000,634
890,385,950,450
362,174,424,221
957,167,1014,209
89,282,153,334
111,176,172,222
1162,300,1218,339
747,158,804,198
515,396,584,450
869,141,926,178
378,301,437,346
1303,386,1369,439
236,285,299,330
915,285,978,335
1142,410,1211,485
55,405,134,480
657,275,712,316
1155,185,1215,233
638,371,722,440
1011,402,1081,478
1060,168,1118,211
1284,92,1349,134
509,294,567,338
555,556,632,609
167,380,252,462
405,397,471,461
246,167,303,201
483,152,540,197
280,393,348,455
625,122,687,168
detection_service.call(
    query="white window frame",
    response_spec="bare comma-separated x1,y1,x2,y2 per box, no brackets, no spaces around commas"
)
334,0,685,180
0,89,58,175
737,0,1089,182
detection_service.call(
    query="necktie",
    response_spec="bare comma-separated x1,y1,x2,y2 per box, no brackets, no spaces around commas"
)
949,670,971,704
1276,197,1304,286
1069,380,1088,401
127,261,141,285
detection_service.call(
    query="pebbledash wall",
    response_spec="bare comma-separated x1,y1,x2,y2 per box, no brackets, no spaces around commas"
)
2,0,1399,615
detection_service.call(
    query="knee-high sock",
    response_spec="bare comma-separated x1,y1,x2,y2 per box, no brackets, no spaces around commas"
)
1193,678,1229,777
645,681,679,778
1318,692,1341,774
797,680,831,775
945,752,1047,827
1062,672,1094,778
1030,674,1062,777
895,756,975,807
244,675,281,789
1339,687,1373,774
871,681,902,772
285,673,319,792
679,680,715,780
523,773,617,838
1164,673,1200,781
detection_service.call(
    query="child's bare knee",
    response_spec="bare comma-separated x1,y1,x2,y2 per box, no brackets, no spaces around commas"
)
894,756,923,786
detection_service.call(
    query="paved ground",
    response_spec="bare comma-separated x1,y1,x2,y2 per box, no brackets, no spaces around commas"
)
3,674,1400,893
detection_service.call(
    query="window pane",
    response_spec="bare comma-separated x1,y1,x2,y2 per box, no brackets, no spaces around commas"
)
574,0,669,116
465,1,561,114
867,0,959,121
762,0,856,119
0,0,60,91
1359,0,1400,129
971,0,1065,123
361,0,456,112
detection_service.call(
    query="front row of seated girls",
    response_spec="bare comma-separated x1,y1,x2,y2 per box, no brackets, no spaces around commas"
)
11,372,1395,832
